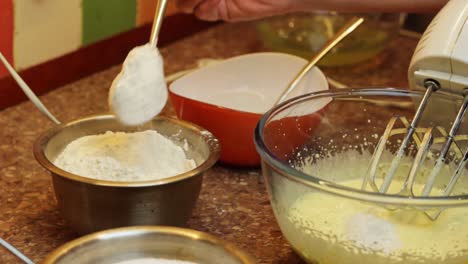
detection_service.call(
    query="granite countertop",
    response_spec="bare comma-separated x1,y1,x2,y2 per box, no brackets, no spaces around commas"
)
0,22,418,263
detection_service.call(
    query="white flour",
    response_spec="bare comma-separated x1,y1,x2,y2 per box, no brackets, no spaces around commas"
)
54,130,196,181
114,258,197,264
109,43,168,126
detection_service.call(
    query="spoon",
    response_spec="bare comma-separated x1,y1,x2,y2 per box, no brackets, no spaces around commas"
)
0,52,60,125
0,238,34,264
274,17,365,105
0,55,54,263
149,0,168,48
108,0,169,126
0,56,53,264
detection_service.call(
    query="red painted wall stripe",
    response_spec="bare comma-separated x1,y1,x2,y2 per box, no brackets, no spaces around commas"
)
0,0,13,78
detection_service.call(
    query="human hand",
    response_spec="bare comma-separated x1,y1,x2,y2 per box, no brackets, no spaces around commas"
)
176,0,297,22
176,0,448,22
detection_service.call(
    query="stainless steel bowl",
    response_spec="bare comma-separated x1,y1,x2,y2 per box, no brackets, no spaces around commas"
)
42,226,256,264
34,115,220,234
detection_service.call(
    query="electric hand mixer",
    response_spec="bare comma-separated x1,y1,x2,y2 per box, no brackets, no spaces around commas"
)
362,0,468,218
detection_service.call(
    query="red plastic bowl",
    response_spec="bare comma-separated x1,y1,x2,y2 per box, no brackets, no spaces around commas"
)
169,53,329,166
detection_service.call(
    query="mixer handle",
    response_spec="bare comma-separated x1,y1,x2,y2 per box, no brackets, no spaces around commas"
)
408,0,468,94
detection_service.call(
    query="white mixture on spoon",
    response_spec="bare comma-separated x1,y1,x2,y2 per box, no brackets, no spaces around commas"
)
109,44,168,126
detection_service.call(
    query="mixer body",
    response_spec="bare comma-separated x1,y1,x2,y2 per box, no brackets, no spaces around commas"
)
408,0,468,130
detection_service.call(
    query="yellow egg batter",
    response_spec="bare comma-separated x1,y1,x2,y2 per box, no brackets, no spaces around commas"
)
276,151,468,264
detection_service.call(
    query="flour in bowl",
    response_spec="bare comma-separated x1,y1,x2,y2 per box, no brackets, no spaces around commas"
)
53,130,196,181
114,258,197,264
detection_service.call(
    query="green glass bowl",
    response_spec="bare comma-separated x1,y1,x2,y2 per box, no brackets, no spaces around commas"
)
255,12,402,67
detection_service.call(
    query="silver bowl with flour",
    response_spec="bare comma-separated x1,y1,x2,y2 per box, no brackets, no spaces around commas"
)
34,114,220,234
42,226,256,264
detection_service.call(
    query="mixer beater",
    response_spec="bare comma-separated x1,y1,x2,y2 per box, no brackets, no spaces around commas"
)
362,0,468,219
362,81,468,195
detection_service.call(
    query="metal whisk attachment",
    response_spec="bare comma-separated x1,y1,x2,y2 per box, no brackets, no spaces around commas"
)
362,80,468,218
360,0,468,220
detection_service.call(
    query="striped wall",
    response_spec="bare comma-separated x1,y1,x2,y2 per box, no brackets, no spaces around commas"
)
0,0,176,79
14,0,82,70
0,0,13,78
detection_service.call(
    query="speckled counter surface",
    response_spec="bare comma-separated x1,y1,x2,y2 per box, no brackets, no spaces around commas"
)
0,22,418,263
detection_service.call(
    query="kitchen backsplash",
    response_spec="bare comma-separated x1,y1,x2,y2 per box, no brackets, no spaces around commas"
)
0,0,175,79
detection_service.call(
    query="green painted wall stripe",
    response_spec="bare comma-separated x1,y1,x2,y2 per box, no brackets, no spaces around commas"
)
82,0,136,46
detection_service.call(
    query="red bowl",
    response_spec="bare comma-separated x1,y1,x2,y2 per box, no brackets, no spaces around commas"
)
169,53,329,166
170,92,262,166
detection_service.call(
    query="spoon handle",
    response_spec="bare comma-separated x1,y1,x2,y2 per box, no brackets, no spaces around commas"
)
0,238,35,264
0,52,60,125
274,17,365,105
149,0,169,48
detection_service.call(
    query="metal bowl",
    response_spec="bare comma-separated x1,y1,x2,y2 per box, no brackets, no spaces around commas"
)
34,115,220,234
42,226,256,264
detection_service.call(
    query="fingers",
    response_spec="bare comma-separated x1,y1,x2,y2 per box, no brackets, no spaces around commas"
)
194,0,223,21
175,0,204,14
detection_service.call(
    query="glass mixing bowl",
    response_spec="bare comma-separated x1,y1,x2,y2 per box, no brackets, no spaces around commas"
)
254,88,468,264
255,12,402,66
